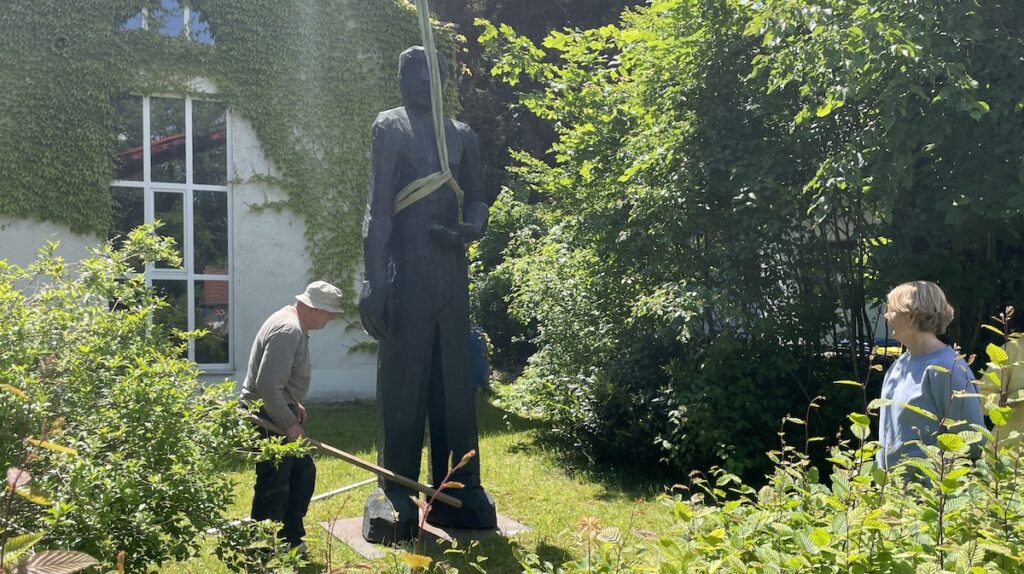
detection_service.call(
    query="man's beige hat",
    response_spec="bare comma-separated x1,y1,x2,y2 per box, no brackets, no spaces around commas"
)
295,281,344,314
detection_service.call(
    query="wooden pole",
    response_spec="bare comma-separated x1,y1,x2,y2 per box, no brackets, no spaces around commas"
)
246,413,462,509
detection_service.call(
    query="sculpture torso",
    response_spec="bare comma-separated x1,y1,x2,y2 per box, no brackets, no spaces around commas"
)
374,107,472,310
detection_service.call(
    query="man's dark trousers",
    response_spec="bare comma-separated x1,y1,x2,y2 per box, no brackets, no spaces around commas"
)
250,410,316,546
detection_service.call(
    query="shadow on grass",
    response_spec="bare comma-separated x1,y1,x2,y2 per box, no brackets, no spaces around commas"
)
477,391,546,437
535,541,575,569
414,533,572,574
498,416,679,501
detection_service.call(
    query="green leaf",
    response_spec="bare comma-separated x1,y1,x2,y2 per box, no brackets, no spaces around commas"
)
850,424,870,441
25,438,78,456
989,406,1012,427
898,402,938,421
2,531,45,564
0,384,28,401
15,487,51,506
834,380,863,387
981,324,1006,337
848,413,870,427
809,528,831,547
987,343,1009,365
936,433,966,452
868,398,893,411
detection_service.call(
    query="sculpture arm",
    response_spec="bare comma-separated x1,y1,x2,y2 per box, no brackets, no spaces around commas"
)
460,127,488,235
360,117,398,340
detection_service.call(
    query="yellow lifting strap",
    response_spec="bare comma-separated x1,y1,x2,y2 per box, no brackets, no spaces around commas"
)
392,0,465,222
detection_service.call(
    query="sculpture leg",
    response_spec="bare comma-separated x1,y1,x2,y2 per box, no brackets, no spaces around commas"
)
362,307,432,544
424,308,497,529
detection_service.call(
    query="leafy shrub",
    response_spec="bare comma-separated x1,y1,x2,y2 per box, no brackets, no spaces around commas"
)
213,519,305,574
470,180,542,372
0,227,254,573
523,339,1024,573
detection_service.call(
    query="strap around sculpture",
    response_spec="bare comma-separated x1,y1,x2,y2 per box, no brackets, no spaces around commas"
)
392,0,464,222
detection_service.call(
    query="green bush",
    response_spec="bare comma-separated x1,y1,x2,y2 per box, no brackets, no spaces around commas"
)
523,341,1024,573
470,180,542,372
213,519,306,574
0,226,255,573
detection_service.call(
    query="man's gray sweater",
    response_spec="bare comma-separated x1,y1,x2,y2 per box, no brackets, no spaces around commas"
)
240,305,310,429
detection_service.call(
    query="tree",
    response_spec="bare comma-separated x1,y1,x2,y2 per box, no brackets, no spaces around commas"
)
479,0,1024,476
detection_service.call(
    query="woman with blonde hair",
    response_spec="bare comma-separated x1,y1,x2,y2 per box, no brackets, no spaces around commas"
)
877,281,985,470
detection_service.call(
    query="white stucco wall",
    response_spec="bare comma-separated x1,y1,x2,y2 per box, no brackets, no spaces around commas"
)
0,218,98,269
227,114,377,400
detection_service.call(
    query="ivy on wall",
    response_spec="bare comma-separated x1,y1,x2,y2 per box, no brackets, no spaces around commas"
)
0,0,455,313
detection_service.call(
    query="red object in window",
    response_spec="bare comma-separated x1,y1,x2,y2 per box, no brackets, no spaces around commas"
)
115,129,224,179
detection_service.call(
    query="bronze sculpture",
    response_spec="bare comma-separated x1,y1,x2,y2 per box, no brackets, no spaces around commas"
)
359,46,496,543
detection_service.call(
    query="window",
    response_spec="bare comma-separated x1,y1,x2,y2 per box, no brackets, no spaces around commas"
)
111,95,231,369
120,0,214,45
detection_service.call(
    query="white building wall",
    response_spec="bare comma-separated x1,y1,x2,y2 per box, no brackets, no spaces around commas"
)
225,115,377,400
0,218,98,269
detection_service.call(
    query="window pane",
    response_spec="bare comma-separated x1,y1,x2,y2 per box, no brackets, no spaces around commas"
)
120,12,144,32
155,0,184,37
192,101,226,185
113,96,143,181
152,279,188,334
195,280,229,364
110,186,145,272
150,97,186,183
193,190,228,274
154,192,184,269
189,8,214,44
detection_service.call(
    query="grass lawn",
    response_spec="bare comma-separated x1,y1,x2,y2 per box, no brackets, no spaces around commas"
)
160,397,676,574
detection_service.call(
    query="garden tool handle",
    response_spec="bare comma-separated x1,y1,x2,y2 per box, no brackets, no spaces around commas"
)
246,413,463,509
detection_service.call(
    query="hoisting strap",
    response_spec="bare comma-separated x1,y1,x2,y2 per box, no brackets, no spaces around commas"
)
392,0,464,222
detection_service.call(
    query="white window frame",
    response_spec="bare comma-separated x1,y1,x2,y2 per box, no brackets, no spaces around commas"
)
111,94,234,372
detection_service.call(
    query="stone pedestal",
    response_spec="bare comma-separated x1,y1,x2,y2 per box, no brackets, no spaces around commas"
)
323,512,529,560
361,485,497,544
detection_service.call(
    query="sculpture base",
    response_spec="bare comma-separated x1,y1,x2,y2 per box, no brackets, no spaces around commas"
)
425,485,497,530
361,485,497,544
361,487,419,545
326,512,529,559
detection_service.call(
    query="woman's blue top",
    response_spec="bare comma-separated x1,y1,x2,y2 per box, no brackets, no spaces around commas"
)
877,346,984,469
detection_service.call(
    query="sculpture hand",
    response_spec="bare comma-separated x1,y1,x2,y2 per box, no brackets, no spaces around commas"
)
430,224,464,247
358,281,388,341
455,222,483,243
430,223,483,246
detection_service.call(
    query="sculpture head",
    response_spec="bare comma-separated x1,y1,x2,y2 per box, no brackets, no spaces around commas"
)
399,46,448,114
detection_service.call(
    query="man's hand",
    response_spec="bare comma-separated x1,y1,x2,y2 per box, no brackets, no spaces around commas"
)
284,423,304,443
358,281,388,341
296,403,307,424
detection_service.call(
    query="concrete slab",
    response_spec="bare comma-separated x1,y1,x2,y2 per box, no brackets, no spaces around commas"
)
321,513,530,560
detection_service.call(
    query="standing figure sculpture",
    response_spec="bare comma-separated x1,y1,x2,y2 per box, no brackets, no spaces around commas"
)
359,46,497,544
